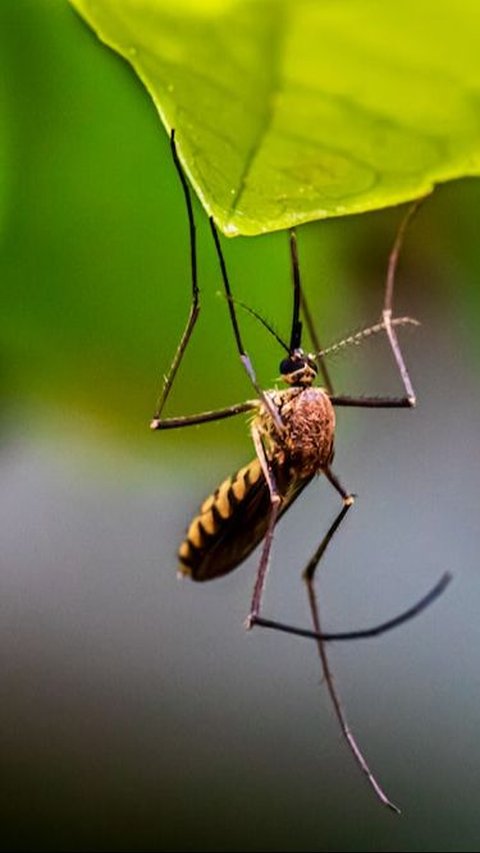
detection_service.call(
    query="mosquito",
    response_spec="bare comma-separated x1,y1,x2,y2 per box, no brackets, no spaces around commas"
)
151,130,450,813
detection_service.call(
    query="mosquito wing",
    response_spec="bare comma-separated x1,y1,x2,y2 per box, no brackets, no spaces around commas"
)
178,457,312,581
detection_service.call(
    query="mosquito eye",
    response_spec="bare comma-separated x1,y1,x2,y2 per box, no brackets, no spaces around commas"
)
279,357,299,375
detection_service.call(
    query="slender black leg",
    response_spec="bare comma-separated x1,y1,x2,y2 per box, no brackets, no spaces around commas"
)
252,454,448,810
254,573,451,642
254,466,400,811
250,502,351,634
288,230,302,352
253,462,450,642
297,467,399,810
252,467,354,635
331,395,413,409
151,400,257,431
289,229,335,394
245,425,282,628
152,130,201,426
150,134,258,432
304,569,401,813
209,218,284,434
304,464,399,811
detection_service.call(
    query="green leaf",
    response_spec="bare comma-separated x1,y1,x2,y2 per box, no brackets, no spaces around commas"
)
70,0,480,236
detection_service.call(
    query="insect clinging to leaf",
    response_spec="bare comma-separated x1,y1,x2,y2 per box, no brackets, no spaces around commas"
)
151,130,450,813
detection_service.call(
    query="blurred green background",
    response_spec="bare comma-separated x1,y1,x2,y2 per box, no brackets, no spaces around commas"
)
1,2,480,851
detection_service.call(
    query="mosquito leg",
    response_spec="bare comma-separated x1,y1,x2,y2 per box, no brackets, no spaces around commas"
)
209,218,284,434
252,462,399,810
152,130,201,424
372,199,425,408
152,134,260,431
300,286,334,394
329,305,419,406
248,461,450,640
304,571,401,813
251,467,353,636
293,467,355,588
323,465,353,501
326,202,425,411
245,425,283,628
331,395,414,409
151,400,257,430
251,498,351,634
290,229,335,394
381,200,424,407
253,571,452,642
288,230,302,351
303,465,399,812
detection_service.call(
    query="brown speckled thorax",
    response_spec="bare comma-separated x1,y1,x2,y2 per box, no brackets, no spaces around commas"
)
253,386,336,479
177,385,336,581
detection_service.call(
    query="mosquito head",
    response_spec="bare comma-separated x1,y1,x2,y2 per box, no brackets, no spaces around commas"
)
279,349,318,387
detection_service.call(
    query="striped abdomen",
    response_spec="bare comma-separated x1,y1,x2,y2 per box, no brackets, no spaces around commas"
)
178,458,310,582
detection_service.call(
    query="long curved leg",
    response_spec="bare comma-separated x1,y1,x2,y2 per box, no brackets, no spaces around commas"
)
254,573,451,642
251,466,400,811
305,570,401,813
303,466,399,811
250,460,449,810
152,130,201,425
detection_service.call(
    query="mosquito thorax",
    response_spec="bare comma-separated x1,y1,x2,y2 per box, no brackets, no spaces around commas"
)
279,349,318,387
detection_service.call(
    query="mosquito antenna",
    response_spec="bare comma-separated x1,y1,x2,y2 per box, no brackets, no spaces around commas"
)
289,229,303,351
222,296,289,352
317,317,420,360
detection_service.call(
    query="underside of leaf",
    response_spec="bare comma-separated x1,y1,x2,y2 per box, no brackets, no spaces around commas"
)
70,0,480,236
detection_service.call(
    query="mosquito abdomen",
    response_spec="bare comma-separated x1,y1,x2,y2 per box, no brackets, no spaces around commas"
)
178,458,264,581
